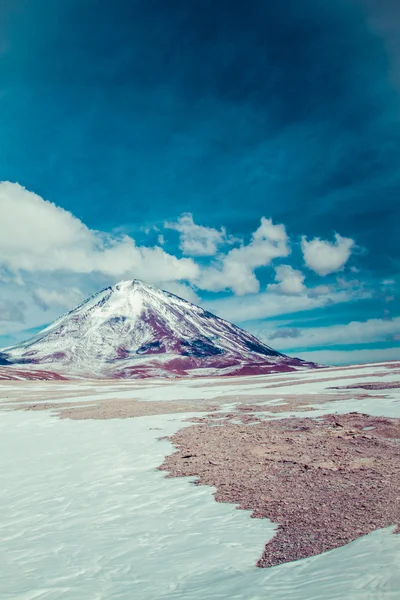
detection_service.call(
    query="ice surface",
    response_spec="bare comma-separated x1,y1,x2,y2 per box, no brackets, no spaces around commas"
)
0,411,271,600
1,408,400,600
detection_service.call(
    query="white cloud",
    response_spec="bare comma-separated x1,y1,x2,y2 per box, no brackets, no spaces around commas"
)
160,281,200,304
32,288,84,311
267,265,306,295
0,182,199,284
204,287,367,324
165,213,227,256
0,181,375,349
198,217,290,295
381,279,395,287
294,347,400,366
252,316,400,351
309,284,333,296
301,233,355,276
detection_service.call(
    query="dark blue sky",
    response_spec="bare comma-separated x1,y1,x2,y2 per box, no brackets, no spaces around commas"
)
0,0,399,362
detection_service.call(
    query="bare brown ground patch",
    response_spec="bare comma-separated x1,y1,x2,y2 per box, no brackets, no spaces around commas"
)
187,392,387,424
259,371,400,390
9,398,216,420
234,392,388,414
159,412,400,568
319,361,400,372
3,385,386,423
330,382,400,391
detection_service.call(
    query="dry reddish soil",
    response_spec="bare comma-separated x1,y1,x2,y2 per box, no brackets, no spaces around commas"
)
0,366,66,380
17,398,210,420
257,371,400,390
329,382,400,390
4,390,383,420
159,412,400,568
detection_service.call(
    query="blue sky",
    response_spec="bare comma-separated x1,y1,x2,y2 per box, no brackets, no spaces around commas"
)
0,0,399,364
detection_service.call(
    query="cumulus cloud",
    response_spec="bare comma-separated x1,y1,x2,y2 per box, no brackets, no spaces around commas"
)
0,182,199,283
198,218,290,295
301,233,355,276
267,265,306,295
165,213,227,256
0,181,372,345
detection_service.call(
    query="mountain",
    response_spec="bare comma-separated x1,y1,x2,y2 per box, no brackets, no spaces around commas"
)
2,280,318,379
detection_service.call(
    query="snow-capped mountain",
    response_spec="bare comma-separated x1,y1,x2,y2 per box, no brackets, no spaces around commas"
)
2,280,318,378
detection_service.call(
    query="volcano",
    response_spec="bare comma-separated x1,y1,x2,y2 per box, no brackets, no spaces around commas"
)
2,280,318,379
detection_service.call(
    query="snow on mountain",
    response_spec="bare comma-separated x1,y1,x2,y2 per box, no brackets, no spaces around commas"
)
1,280,318,379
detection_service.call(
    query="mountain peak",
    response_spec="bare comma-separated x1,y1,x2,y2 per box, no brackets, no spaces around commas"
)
2,280,318,379
113,279,155,292
110,279,182,304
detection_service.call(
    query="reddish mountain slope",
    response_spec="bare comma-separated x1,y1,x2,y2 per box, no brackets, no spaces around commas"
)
2,280,318,378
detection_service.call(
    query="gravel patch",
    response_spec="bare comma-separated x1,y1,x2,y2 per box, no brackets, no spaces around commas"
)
159,412,400,568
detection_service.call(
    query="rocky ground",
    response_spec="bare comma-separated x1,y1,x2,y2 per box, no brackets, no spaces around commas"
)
159,411,400,568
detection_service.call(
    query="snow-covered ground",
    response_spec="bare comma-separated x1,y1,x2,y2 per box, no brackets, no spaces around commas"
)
0,362,399,599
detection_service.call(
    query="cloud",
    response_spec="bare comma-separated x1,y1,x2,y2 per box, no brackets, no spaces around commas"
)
295,347,400,366
359,0,400,89
0,182,199,284
269,327,301,340
165,213,228,256
0,182,375,346
301,233,355,276
32,288,84,311
159,281,200,304
382,279,395,286
0,299,26,323
308,284,333,297
253,316,400,351
267,265,306,295
204,287,367,324
198,218,290,295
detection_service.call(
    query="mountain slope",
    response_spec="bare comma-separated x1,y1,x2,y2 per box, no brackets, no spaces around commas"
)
2,280,318,378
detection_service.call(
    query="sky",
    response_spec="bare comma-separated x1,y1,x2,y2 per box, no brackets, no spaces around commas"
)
0,0,399,365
